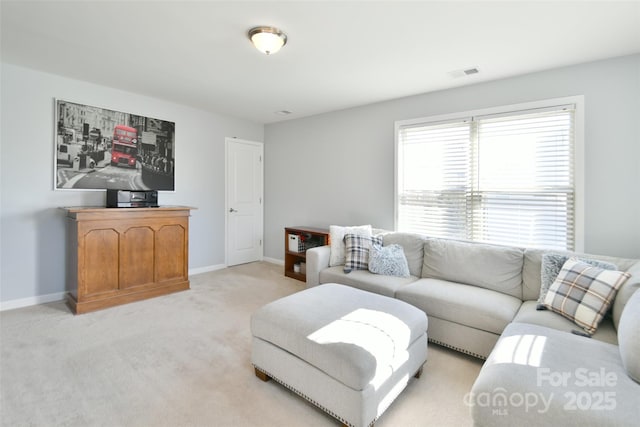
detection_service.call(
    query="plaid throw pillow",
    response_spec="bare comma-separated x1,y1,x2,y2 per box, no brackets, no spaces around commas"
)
537,253,618,307
542,258,631,335
343,234,383,273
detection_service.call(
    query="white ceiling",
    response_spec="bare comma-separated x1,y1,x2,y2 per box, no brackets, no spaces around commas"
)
2,1,640,124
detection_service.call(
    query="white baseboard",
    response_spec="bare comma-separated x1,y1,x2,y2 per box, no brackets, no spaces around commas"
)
1,262,268,311
0,292,67,312
263,257,284,265
189,264,226,276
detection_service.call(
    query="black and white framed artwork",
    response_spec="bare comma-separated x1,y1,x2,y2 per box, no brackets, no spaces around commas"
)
55,99,175,191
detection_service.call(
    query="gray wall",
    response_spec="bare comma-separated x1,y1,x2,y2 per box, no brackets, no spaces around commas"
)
264,54,640,260
0,63,263,304
2,54,639,305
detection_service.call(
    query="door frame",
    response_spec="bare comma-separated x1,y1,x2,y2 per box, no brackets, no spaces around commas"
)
224,137,264,266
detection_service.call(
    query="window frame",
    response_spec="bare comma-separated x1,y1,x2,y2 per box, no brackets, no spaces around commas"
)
394,96,585,252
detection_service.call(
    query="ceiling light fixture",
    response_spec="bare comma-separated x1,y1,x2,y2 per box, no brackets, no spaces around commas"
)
248,26,287,55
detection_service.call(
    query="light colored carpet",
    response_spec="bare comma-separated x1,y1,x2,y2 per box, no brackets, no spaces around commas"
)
0,262,482,426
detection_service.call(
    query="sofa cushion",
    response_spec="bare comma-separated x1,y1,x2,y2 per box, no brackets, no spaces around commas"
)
320,266,418,298
539,253,617,304
618,289,640,383
344,234,382,273
382,232,426,277
329,224,372,267
422,238,524,299
368,244,410,277
541,258,630,335
395,278,521,335
470,322,640,427
513,301,618,345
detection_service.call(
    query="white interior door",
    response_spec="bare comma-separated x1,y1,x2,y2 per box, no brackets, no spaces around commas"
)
226,138,264,266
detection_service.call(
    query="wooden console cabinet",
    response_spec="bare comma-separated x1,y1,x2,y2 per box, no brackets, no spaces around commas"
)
63,206,194,314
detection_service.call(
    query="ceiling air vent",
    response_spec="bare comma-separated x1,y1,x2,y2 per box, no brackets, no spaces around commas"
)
448,67,480,79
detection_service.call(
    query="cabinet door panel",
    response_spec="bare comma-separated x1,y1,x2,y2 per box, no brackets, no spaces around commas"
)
83,228,119,296
120,226,155,289
155,223,186,282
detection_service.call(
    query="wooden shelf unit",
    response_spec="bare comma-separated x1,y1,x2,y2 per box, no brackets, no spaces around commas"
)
284,226,330,282
63,206,194,314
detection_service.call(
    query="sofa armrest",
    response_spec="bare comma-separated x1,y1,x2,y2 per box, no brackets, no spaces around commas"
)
614,260,640,330
306,245,331,288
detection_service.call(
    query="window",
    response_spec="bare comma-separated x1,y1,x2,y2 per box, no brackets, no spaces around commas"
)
395,98,583,251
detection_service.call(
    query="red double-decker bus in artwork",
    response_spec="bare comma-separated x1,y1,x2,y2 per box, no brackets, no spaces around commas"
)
111,125,138,168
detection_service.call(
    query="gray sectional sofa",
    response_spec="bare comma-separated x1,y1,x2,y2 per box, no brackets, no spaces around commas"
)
305,231,640,425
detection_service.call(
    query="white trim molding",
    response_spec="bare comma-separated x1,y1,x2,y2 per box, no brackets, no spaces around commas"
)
1,264,228,311
0,292,67,312
188,264,227,276
263,257,284,266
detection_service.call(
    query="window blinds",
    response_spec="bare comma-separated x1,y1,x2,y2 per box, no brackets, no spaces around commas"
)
397,120,471,241
397,105,575,250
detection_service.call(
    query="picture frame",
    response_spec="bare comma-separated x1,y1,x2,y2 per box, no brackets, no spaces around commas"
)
54,99,175,191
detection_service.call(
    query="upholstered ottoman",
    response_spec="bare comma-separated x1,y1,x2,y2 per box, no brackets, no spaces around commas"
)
250,283,428,427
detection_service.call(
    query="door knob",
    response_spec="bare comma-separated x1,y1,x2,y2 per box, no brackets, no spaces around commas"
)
229,208,237,213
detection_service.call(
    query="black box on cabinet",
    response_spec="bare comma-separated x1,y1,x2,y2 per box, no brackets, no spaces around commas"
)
106,189,158,208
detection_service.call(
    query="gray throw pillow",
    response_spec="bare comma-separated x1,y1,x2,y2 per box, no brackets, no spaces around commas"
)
368,244,410,277
618,289,640,383
538,253,618,307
